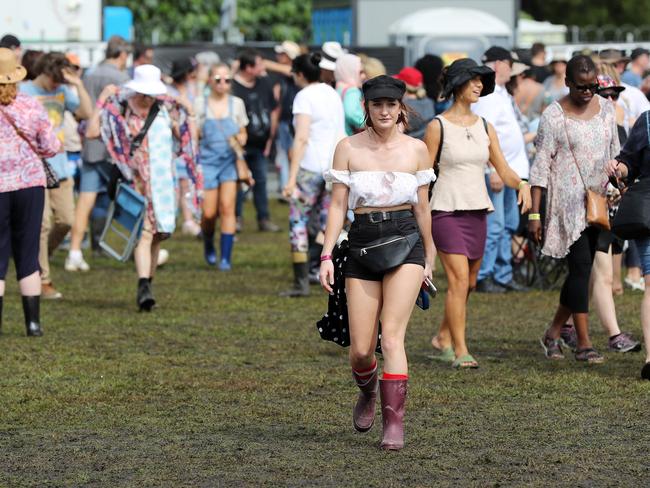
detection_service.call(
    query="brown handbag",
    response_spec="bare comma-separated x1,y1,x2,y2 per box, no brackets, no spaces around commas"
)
562,115,610,230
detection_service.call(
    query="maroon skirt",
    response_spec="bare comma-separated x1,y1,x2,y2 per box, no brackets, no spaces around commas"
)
431,210,488,260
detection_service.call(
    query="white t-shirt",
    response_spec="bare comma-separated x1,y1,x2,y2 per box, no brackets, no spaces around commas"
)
472,84,530,179
194,94,249,130
619,82,650,128
292,83,345,174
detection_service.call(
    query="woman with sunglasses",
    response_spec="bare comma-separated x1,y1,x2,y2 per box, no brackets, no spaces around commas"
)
530,55,620,363
560,74,641,355
195,63,249,270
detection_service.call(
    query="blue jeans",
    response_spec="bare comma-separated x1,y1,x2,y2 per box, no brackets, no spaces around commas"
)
635,237,650,276
236,147,270,221
478,177,519,284
276,121,293,191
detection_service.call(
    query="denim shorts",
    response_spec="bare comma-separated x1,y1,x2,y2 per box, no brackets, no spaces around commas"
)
202,161,238,190
345,211,424,282
635,237,650,276
79,160,113,193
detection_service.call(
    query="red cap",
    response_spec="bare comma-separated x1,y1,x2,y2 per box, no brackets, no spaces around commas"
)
394,67,423,87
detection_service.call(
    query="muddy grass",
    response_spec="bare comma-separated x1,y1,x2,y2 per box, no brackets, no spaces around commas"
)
1,202,649,487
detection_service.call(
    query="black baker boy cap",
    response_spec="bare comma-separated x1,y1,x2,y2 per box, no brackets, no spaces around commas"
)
362,75,406,101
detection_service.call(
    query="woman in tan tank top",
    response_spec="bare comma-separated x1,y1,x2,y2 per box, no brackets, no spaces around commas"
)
425,58,531,368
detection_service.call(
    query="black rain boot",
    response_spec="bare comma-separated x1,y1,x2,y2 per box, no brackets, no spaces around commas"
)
279,262,310,297
21,296,43,337
137,278,155,312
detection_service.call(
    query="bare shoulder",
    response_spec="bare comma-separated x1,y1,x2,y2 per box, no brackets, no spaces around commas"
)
332,136,353,170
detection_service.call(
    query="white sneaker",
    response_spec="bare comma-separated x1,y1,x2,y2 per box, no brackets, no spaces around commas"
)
182,220,201,237
624,276,645,292
65,253,90,272
157,249,169,267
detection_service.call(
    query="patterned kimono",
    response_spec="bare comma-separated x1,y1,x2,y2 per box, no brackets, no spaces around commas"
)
100,89,203,236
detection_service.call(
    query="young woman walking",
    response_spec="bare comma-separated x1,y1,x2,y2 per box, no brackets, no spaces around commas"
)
320,75,436,450
531,56,619,363
196,63,249,270
426,58,531,369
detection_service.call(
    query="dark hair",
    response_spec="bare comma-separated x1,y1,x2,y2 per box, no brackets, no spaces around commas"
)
292,53,322,83
531,42,546,58
363,99,412,132
566,54,597,83
414,54,443,102
34,52,70,84
105,35,130,59
133,43,151,62
239,49,261,71
21,50,44,80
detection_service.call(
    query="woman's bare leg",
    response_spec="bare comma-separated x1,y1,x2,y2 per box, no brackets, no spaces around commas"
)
437,251,472,359
590,250,621,337
346,278,382,371
134,229,154,278
380,264,423,374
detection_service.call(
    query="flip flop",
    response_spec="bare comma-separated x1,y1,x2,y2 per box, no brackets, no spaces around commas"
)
432,346,455,362
641,362,650,381
452,354,479,369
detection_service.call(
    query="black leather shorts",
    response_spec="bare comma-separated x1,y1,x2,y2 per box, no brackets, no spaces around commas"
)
345,211,424,282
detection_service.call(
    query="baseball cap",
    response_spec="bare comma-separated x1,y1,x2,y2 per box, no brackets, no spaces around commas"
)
274,41,301,60
362,75,406,101
482,46,513,64
394,67,423,87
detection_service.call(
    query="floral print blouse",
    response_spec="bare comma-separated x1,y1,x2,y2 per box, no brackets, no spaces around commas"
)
530,97,619,258
0,93,61,193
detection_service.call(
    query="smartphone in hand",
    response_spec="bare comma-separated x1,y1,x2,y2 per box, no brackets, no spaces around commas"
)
423,277,437,298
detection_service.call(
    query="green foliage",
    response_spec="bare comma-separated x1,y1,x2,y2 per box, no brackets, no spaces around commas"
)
106,0,311,43
522,0,650,27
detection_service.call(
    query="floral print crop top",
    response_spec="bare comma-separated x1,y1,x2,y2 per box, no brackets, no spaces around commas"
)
324,169,436,210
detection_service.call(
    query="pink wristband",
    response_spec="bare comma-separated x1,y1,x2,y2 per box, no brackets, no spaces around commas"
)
320,254,332,262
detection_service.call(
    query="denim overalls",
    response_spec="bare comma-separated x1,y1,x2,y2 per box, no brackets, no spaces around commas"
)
199,96,240,190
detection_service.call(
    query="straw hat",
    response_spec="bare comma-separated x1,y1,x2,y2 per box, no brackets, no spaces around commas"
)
125,65,167,96
0,47,26,84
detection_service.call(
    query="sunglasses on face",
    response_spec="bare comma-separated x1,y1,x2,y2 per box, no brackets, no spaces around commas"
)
572,82,599,93
214,76,232,83
598,90,620,101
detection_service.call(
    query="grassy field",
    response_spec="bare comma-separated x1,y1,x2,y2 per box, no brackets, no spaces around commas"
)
1,201,649,487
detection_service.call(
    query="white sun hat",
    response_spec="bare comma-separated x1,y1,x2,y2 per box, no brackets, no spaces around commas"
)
319,41,347,71
125,64,167,96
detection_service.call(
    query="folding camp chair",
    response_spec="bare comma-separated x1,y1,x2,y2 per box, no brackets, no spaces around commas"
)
99,182,147,262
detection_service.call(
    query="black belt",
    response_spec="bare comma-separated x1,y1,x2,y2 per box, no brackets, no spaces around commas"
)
354,210,413,224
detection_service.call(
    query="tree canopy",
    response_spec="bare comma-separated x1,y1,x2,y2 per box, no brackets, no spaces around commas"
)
107,0,312,44
522,0,650,27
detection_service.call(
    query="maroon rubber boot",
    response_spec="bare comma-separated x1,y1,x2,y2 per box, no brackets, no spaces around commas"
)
352,366,378,432
379,379,408,450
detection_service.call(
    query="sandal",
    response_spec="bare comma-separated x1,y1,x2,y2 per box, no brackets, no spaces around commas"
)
432,346,455,362
452,354,479,369
641,362,650,381
574,348,605,364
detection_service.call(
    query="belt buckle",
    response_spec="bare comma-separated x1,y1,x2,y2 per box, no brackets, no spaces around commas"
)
368,211,388,224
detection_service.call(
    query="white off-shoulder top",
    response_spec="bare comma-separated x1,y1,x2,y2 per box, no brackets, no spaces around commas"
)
324,169,436,210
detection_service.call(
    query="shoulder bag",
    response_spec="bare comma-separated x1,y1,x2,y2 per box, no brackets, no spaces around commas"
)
0,108,59,189
562,115,610,230
349,229,420,274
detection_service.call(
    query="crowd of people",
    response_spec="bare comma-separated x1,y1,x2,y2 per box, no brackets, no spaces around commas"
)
2,30,650,451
